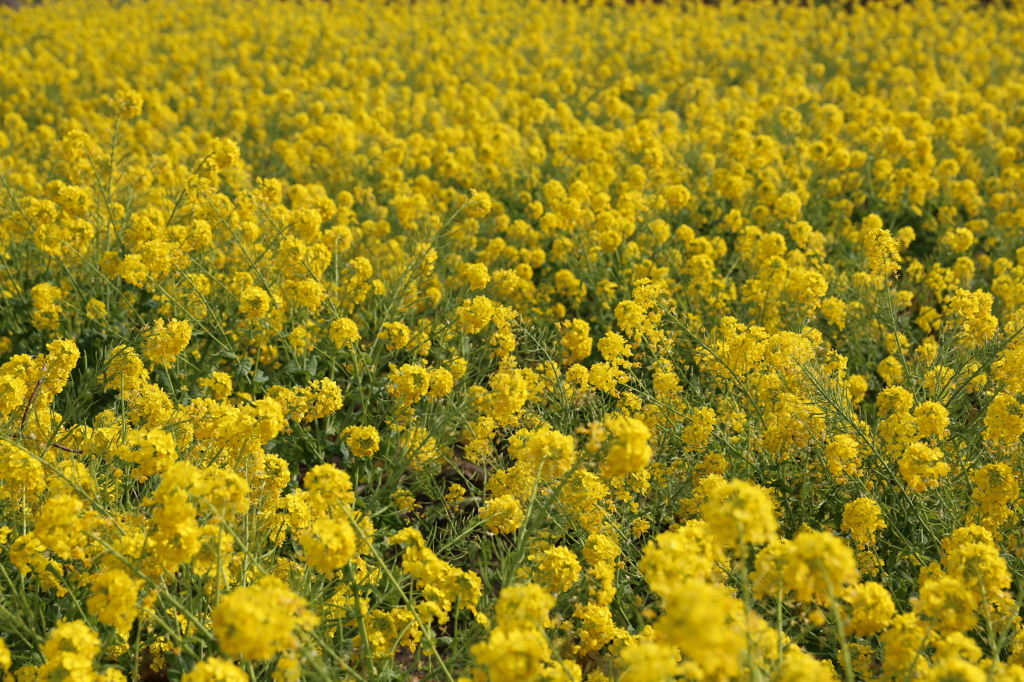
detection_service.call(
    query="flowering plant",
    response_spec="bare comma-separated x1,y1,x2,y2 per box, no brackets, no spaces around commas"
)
3,0,1024,680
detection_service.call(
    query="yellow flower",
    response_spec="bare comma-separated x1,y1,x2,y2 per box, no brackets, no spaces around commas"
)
103,345,149,393
939,226,975,253
455,296,496,333
389,528,482,624
378,321,412,351
941,527,1011,594
583,533,620,565
122,428,178,479
848,374,868,406
530,546,581,594
861,213,902,280
85,298,107,320
662,183,692,209
841,498,886,549
113,88,144,117
914,401,950,440
774,191,803,221
899,442,950,492
300,378,344,422
212,576,319,661
825,434,862,483
470,583,561,680
573,603,626,656
619,641,681,682
558,318,593,364
445,483,466,506
193,467,251,516
913,576,979,635
640,521,720,593
272,655,301,682
597,331,632,365
984,393,1024,445
0,637,10,677
782,531,859,604
601,415,652,477
32,493,88,560
303,463,355,517
87,569,144,631
625,518,649,541
480,494,525,534
143,318,193,365
470,626,552,680
946,288,998,348
388,363,431,406
971,463,1019,529
493,582,554,629
876,354,904,386
821,297,848,330
238,285,271,319
328,317,360,347
427,367,454,399
463,262,491,290
774,647,835,682
341,425,380,458
182,658,249,682
881,614,929,680
655,580,746,679
284,278,326,311
465,189,492,218
299,518,357,574
702,479,778,549
203,137,241,171
510,425,577,479
30,282,63,331
927,658,987,682
844,581,896,637
38,620,101,682
198,371,233,400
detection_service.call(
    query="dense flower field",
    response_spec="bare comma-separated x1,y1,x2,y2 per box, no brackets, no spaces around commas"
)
3,0,1024,679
